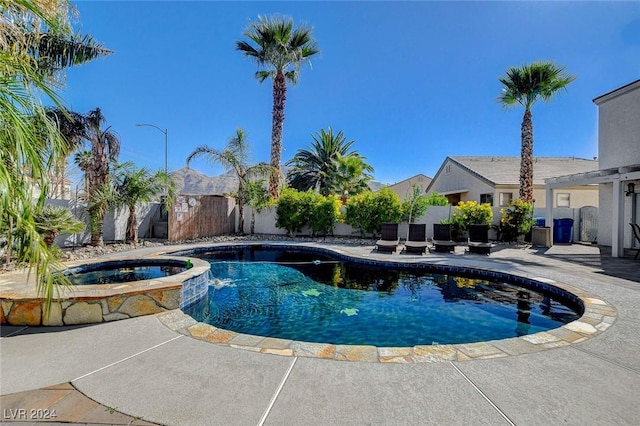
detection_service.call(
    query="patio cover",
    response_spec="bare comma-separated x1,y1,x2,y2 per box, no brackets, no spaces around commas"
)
545,165,640,257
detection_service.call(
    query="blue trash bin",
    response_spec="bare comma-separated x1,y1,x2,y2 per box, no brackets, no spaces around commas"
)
534,217,546,227
553,218,574,244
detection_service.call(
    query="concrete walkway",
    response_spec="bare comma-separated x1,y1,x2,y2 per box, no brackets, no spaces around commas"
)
1,243,639,425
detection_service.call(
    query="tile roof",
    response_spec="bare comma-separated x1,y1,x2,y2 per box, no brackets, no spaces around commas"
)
449,156,599,185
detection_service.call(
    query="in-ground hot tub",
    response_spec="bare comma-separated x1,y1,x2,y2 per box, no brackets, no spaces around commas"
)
0,256,211,326
61,258,189,285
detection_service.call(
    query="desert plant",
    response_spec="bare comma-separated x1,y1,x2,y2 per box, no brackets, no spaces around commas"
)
450,201,493,230
244,180,271,234
34,205,84,248
237,15,319,198
499,199,535,242
498,61,575,202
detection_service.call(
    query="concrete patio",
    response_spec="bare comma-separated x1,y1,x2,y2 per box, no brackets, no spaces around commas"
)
1,242,639,425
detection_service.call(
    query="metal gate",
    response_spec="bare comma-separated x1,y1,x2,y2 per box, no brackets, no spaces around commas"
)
579,206,598,243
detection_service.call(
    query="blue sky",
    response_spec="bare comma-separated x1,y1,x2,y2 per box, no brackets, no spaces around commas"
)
61,1,640,187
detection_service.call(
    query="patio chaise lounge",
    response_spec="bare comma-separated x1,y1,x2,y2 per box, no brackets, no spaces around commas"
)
430,223,456,253
467,224,493,255
405,223,428,254
376,223,400,253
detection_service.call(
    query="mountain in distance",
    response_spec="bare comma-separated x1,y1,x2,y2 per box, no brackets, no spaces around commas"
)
171,167,384,196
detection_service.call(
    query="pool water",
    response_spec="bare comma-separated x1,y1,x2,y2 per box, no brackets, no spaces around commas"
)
183,247,580,347
62,262,186,285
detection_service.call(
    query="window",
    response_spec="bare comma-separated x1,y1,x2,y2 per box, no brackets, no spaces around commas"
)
445,164,451,174
556,193,570,208
499,192,512,207
480,193,494,205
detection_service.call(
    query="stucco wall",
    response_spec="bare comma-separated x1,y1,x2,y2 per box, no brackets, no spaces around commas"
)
597,84,640,170
429,159,495,202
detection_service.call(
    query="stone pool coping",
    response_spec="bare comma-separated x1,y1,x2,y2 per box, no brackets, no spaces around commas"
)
162,241,617,363
0,241,617,362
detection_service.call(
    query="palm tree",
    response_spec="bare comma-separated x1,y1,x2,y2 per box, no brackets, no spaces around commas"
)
244,180,271,235
34,205,84,248
186,128,273,234
0,0,110,312
286,127,373,196
58,108,120,246
328,154,374,204
113,162,175,243
236,15,319,198
498,61,575,203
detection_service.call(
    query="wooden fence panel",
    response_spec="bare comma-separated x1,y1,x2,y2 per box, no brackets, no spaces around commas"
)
168,195,236,242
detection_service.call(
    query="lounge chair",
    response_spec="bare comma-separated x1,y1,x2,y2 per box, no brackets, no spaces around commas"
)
630,223,640,260
467,224,493,255
405,223,428,254
430,223,456,253
376,223,400,253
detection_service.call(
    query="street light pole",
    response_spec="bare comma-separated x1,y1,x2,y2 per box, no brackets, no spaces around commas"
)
135,123,168,175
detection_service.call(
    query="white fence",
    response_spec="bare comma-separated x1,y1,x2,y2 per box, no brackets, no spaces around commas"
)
49,199,588,248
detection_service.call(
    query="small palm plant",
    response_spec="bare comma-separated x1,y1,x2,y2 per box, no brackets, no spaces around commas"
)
34,205,85,248
186,128,273,234
112,162,175,243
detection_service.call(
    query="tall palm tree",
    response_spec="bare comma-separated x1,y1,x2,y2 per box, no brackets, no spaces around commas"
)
498,61,575,203
112,162,175,243
186,128,273,234
58,108,120,246
236,15,319,198
286,127,373,196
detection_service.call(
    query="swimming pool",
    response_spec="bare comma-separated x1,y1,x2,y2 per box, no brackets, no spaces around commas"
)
181,245,582,347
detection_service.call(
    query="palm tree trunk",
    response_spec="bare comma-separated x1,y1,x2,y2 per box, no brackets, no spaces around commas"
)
90,209,104,246
519,108,534,203
237,197,245,235
269,71,287,198
127,206,138,243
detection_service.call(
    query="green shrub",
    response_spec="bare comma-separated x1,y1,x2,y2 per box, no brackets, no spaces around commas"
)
345,188,403,236
499,199,535,242
310,195,341,237
275,187,309,235
275,188,342,236
401,190,449,223
450,201,493,230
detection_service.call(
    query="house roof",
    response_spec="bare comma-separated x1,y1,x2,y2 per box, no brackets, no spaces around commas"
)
593,79,640,105
388,174,432,188
446,156,599,186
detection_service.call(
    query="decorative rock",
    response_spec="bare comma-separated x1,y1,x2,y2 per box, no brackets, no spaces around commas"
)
149,290,180,309
7,301,42,325
106,295,126,312
0,301,7,324
564,321,598,335
334,345,378,362
290,341,335,359
103,312,130,322
205,329,238,343
117,295,164,317
413,345,457,362
261,348,294,356
63,302,102,325
188,323,215,339
42,302,63,326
